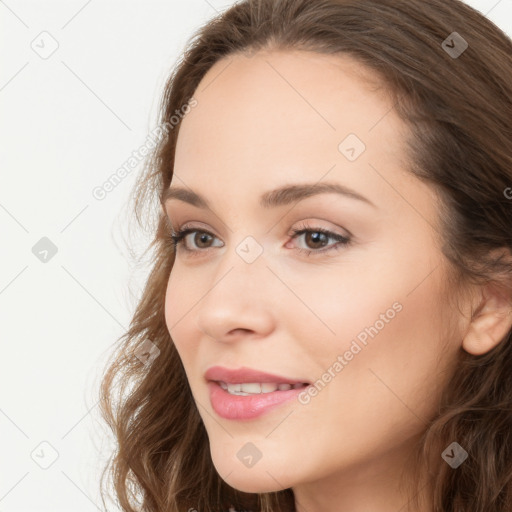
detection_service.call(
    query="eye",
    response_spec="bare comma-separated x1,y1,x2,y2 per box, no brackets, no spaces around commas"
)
287,221,351,256
167,221,351,257
168,226,223,254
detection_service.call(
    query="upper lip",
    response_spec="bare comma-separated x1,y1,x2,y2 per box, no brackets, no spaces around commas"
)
204,365,309,385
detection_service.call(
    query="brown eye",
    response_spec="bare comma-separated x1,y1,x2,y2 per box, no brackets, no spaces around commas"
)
170,224,351,258
303,231,329,249
289,225,351,257
170,227,223,253
193,232,214,248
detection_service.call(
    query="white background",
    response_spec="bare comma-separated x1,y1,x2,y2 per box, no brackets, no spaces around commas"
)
1,1,511,510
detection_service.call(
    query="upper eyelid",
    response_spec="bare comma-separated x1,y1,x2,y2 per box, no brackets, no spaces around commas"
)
173,223,349,244
173,222,217,237
170,217,351,236
164,198,356,236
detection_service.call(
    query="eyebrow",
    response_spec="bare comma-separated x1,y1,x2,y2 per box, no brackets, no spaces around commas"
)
161,181,377,210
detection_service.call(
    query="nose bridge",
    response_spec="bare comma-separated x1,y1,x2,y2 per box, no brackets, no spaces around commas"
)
210,233,269,303
210,229,268,283
194,234,274,340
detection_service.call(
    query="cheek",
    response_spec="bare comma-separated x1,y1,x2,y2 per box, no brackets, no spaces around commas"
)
164,270,199,362
286,246,453,420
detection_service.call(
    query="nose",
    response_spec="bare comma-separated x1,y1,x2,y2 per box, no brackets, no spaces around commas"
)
194,248,276,344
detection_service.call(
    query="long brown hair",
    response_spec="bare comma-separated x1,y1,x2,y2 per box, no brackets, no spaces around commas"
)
97,1,512,511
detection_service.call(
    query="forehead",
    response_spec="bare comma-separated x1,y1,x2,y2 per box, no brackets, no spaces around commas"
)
176,50,404,156
171,50,414,212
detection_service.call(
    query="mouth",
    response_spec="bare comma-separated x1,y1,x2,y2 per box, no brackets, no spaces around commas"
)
207,380,311,420
204,366,311,419
214,381,309,396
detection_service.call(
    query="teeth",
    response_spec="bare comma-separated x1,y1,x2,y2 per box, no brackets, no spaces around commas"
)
220,382,306,395
262,383,279,393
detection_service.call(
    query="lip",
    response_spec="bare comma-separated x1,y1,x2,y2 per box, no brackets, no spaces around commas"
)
207,381,309,420
204,365,309,385
204,365,311,420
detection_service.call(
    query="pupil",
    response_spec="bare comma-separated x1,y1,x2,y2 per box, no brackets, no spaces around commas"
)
196,233,211,247
307,232,327,248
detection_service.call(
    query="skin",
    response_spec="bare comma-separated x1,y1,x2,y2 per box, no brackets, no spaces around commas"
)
163,50,512,512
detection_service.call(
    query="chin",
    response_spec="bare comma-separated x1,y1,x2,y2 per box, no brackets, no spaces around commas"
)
211,456,290,494
222,474,287,494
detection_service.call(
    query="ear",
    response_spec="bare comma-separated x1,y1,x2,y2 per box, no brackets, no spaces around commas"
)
462,282,512,356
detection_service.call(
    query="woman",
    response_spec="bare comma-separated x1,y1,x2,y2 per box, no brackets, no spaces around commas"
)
98,0,512,511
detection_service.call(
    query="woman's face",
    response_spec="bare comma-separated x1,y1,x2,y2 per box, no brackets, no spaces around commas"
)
163,50,465,494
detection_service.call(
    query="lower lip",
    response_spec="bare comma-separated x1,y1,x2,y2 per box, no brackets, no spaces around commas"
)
207,381,309,420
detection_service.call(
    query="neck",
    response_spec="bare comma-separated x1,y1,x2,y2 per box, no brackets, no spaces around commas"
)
292,436,434,512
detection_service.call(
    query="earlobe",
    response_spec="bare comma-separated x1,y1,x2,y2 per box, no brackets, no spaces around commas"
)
462,285,512,356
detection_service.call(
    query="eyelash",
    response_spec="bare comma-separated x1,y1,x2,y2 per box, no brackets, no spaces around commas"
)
167,221,351,258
